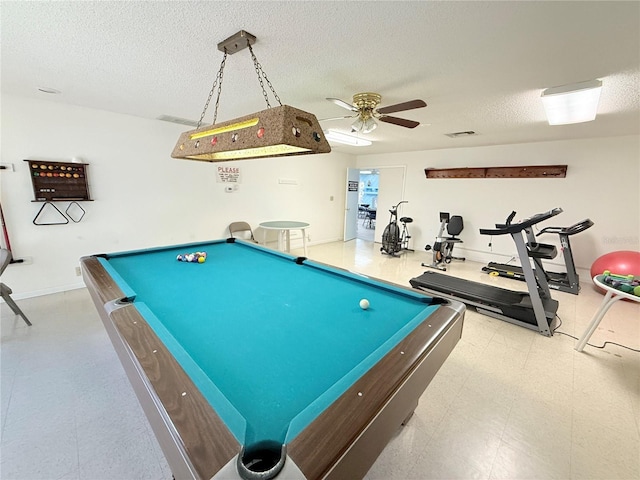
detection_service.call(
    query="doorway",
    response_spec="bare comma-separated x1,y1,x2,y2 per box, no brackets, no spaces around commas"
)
358,170,378,241
344,166,406,243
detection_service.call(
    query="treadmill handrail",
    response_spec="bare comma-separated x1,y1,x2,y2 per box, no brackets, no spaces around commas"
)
538,218,594,236
493,210,518,230
479,208,563,236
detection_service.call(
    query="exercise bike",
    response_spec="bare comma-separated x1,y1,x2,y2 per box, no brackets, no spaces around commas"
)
381,201,413,256
422,212,465,271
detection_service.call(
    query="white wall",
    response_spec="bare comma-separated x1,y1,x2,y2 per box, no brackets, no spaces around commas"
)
0,95,355,297
3,94,638,298
357,135,640,275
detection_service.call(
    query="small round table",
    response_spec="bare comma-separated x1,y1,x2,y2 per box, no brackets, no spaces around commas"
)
575,275,640,352
259,221,310,257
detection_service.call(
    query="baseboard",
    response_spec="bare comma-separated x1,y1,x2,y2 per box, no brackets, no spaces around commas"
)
456,247,591,280
1,282,86,302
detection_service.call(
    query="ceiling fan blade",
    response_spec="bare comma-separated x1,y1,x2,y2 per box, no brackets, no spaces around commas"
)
326,97,358,112
377,99,427,115
319,115,358,122
378,116,420,129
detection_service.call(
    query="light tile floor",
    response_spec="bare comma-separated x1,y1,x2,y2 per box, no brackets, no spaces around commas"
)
357,216,375,242
1,239,638,480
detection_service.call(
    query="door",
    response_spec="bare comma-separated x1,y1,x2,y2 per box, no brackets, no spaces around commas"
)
374,167,406,243
344,168,360,241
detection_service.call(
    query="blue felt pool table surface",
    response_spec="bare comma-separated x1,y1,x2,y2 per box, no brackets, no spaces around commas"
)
99,239,441,448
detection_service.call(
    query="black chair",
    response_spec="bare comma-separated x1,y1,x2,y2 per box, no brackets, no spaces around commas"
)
365,209,377,228
0,249,32,326
446,215,464,243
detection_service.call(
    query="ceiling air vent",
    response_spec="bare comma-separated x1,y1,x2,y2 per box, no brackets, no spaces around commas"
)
157,115,199,127
444,131,477,138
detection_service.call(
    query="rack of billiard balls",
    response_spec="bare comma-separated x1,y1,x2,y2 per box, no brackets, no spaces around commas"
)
176,252,207,264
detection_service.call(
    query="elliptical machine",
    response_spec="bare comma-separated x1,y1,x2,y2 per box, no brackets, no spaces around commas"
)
422,212,465,271
381,201,413,256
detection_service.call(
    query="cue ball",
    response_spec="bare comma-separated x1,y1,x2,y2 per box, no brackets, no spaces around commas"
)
359,299,370,310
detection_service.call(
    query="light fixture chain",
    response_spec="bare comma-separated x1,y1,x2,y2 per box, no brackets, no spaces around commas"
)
212,53,227,125
248,42,282,108
197,50,228,128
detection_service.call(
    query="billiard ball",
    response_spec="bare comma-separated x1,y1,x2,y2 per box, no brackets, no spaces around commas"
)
198,256,205,263
359,299,370,310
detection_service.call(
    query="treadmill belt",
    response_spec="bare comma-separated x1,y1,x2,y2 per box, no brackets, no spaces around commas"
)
410,271,527,305
410,270,558,329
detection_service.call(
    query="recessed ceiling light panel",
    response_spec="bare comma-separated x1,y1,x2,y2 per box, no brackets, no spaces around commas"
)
157,115,199,127
444,131,476,138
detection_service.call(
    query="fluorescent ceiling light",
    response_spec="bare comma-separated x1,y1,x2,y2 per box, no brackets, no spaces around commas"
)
541,79,602,125
324,130,372,147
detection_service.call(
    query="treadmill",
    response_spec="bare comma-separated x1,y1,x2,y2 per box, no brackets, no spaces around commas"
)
410,208,562,336
482,219,594,294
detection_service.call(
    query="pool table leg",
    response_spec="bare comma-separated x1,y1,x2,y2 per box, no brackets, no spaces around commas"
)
401,407,417,426
401,399,418,425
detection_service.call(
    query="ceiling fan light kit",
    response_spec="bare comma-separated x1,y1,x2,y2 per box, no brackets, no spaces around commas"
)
350,117,377,134
541,79,602,125
172,30,330,162
363,118,377,133
351,118,364,133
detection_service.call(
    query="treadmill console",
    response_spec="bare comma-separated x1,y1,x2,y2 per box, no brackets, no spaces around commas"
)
480,208,563,236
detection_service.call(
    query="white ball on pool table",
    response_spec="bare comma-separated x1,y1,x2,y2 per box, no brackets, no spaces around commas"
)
359,299,370,310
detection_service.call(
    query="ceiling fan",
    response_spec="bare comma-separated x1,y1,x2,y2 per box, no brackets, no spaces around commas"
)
324,92,427,134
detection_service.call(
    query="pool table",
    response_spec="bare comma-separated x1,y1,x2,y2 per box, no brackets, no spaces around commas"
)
81,239,464,480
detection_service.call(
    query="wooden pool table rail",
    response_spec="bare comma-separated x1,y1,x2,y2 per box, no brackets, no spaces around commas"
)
82,256,239,479
288,303,463,479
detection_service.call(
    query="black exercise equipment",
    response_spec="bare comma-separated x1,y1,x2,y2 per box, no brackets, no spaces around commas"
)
422,212,465,271
411,208,562,336
381,201,413,257
481,219,593,294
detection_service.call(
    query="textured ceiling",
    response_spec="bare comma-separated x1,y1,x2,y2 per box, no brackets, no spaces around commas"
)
2,1,639,155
